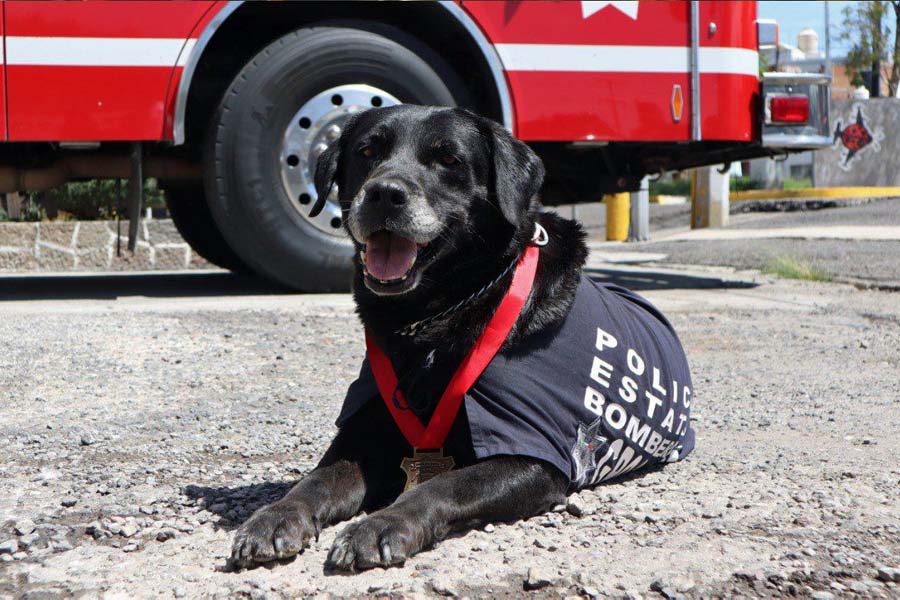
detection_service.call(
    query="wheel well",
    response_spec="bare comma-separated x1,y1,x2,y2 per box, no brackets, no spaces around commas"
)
181,1,506,155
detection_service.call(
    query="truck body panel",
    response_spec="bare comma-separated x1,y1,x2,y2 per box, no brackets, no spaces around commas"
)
2,0,767,144
3,1,215,141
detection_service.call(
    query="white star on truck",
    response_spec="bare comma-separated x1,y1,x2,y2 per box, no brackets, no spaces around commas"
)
581,0,640,20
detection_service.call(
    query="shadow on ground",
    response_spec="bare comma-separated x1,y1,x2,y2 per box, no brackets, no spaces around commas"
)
586,268,758,291
0,267,757,301
0,272,289,301
185,481,294,530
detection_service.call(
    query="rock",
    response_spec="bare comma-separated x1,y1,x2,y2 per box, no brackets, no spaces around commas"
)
566,494,589,518
524,567,552,590
847,581,869,594
0,540,19,555
13,519,36,536
173,587,187,598
483,524,495,533
38,467,62,481
86,521,106,540
122,543,139,552
18,533,40,550
531,537,557,551
810,592,834,600
430,576,459,597
61,498,77,508
875,565,900,582
671,575,695,592
52,540,73,552
119,523,139,538
649,579,680,600
80,433,96,446
156,528,177,542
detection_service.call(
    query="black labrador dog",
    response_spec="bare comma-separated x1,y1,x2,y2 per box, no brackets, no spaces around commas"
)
229,105,694,571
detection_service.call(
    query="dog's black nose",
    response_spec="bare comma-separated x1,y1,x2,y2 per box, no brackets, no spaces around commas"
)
364,181,408,207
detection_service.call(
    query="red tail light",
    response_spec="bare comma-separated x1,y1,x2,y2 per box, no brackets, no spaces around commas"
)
770,96,810,123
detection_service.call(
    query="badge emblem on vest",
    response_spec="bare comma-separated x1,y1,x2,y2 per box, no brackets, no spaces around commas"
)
571,417,608,487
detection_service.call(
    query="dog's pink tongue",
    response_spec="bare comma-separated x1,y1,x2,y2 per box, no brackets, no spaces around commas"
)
365,232,417,280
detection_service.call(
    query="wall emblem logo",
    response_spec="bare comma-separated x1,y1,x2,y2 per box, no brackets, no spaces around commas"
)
833,104,884,171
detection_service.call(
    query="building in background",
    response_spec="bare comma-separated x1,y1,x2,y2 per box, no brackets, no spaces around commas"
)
763,27,895,99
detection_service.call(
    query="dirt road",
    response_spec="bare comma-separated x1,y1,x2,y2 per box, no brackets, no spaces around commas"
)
1,267,898,599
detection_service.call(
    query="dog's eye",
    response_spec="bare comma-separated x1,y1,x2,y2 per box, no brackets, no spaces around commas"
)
359,145,376,159
439,154,459,167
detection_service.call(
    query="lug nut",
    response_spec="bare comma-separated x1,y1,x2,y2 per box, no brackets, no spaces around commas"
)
325,125,342,141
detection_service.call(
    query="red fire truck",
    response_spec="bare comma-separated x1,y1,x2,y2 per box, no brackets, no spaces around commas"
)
0,1,829,290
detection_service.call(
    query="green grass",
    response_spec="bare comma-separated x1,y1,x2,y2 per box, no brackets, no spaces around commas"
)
782,177,813,190
649,176,814,197
730,175,756,191
762,256,832,282
27,179,166,220
649,178,691,196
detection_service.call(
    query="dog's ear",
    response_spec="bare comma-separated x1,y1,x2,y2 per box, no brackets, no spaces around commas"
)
310,144,339,217
310,113,361,218
486,120,544,227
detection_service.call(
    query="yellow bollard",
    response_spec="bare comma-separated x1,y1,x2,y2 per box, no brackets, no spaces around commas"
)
605,192,630,241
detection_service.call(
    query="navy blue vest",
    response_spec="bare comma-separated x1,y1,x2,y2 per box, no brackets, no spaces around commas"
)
338,275,695,489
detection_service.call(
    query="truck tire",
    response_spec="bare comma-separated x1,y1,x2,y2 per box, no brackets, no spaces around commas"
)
163,183,247,272
204,26,465,291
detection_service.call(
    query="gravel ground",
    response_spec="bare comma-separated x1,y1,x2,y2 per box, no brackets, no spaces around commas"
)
575,197,900,286
636,239,900,287
1,271,899,599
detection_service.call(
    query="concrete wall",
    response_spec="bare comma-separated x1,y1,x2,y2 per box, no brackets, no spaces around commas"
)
0,219,211,272
814,98,899,187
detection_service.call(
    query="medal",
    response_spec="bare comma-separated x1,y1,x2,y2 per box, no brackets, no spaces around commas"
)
400,449,456,491
366,235,541,490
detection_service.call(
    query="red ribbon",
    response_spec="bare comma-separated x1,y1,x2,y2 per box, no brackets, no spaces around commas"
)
366,244,540,449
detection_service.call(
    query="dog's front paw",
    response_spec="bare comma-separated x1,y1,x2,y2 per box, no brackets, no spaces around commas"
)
229,501,320,569
325,512,427,571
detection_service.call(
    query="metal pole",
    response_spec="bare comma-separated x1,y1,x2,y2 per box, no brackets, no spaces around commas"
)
605,193,630,241
127,142,143,252
824,0,831,80
690,0,702,141
628,177,650,242
116,179,122,257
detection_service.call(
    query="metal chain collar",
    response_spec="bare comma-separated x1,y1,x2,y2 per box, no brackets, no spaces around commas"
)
394,223,547,337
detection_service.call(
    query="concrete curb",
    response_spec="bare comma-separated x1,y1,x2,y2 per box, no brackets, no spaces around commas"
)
730,196,878,213
655,225,900,242
731,186,900,201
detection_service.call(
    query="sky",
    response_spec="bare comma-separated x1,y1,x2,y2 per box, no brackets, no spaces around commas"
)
757,1,861,58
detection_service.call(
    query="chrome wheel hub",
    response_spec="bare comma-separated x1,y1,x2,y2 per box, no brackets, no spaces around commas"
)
279,84,401,236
